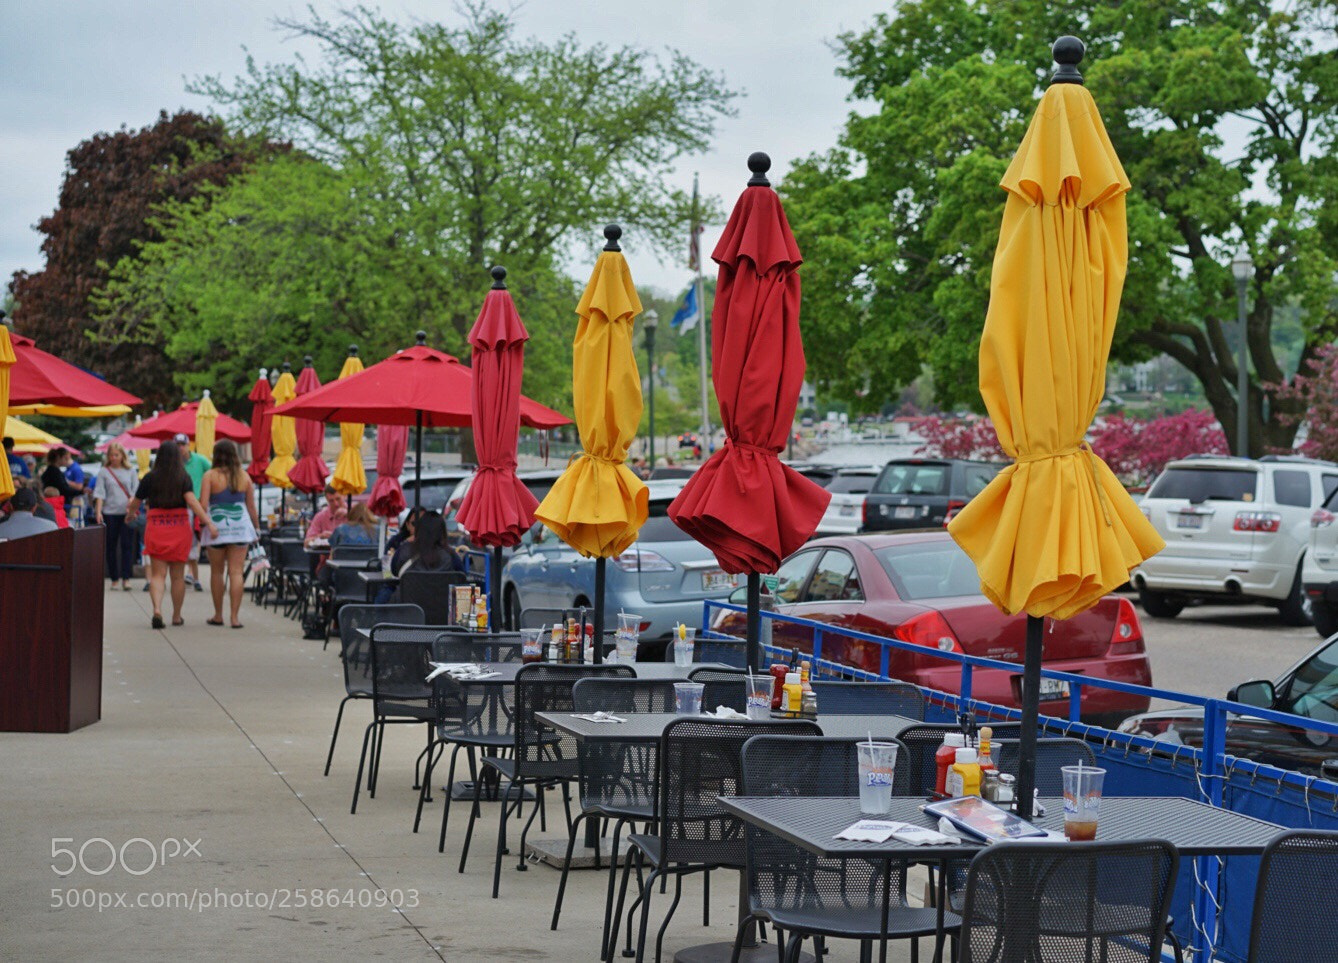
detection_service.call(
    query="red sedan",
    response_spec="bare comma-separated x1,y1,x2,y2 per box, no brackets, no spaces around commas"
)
717,532,1151,727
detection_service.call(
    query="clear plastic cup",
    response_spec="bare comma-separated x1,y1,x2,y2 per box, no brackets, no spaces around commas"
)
520,628,545,664
673,627,697,667
857,742,898,815
746,676,772,720
1062,765,1106,840
674,681,705,715
615,613,642,663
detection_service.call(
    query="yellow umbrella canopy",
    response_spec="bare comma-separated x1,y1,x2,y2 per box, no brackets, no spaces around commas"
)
266,366,298,489
6,403,132,417
4,416,70,453
948,39,1164,620
0,325,15,499
329,347,367,495
534,225,648,558
194,390,218,457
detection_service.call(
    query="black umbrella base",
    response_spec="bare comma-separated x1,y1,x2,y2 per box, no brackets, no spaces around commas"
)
674,943,812,963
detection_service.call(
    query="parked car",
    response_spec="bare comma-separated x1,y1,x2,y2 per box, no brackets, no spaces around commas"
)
813,466,880,537
714,532,1151,727
1118,633,1338,777
501,480,740,657
443,468,565,546
1132,455,1338,626
1304,486,1338,638
861,458,1002,532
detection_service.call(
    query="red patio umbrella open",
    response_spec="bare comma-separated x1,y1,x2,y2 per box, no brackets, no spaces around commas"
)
245,369,274,484
8,331,142,409
285,357,329,494
669,153,831,669
128,401,250,443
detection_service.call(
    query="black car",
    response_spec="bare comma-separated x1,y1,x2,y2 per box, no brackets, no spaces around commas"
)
1118,634,1338,777
861,458,1002,532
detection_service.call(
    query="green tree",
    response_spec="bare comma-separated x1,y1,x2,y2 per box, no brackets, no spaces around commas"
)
783,0,1337,455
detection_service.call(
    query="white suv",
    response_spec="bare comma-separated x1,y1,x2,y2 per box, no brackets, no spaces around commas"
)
1132,456,1338,626
1304,487,1338,638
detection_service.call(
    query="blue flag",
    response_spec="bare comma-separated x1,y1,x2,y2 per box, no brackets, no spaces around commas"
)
670,284,700,334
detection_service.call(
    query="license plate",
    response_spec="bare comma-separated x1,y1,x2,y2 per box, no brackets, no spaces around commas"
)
703,570,737,592
839,505,857,517
1039,678,1070,700
894,506,917,520
1177,513,1204,529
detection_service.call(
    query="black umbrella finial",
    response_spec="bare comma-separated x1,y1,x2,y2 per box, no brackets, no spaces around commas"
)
748,152,772,187
347,344,359,357
603,224,622,252
415,330,428,346
281,361,292,373
0,309,8,327
302,354,313,367
490,265,508,289
1051,36,1085,85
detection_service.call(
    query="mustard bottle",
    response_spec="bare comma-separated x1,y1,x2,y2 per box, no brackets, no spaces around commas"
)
782,672,803,717
945,747,982,797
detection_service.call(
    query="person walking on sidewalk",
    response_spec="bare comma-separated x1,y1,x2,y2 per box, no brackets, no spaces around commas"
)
175,432,212,592
127,440,217,630
94,442,139,590
199,440,260,629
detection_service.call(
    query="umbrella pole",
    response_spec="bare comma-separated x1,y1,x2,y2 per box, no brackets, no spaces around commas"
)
592,557,605,664
413,411,423,510
1014,614,1044,820
491,546,503,633
745,573,760,672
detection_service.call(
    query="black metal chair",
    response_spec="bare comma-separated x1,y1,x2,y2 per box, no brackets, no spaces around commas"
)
958,839,1178,963
270,538,311,618
325,604,425,777
459,662,634,898
609,717,822,963
686,666,748,712
399,569,468,624
994,737,1096,796
433,626,524,662
519,606,572,629
322,559,382,647
550,678,679,953
809,680,926,719
739,734,949,963
696,634,747,667
1248,829,1338,961
330,544,378,563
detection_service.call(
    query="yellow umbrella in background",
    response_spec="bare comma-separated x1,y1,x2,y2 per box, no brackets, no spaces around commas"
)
133,417,151,478
5,416,71,454
195,390,218,457
6,403,132,418
329,346,367,495
0,324,15,499
266,364,298,489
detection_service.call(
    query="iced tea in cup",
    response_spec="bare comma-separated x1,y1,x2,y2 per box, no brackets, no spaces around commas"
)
745,675,772,721
857,741,898,815
1062,765,1106,840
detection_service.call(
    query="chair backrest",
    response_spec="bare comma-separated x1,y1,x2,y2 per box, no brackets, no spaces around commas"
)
658,718,821,868
959,840,1178,963
742,734,911,797
276,539,308,572
330,544,378,562
337,606,425,694
896,722,1023,796
573,677,679,714
518,606,570,630
512,663,634,778
809,680,925,719
570,678,679,814
398,570,467,624
1248,830,1338,962
687,666,748,712
995,737,1096,796
434,627,524,662
369,624,441,703
331,562,376,601
695,635,747,668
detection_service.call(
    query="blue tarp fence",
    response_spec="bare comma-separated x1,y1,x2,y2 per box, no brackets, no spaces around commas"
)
700,600,1338,962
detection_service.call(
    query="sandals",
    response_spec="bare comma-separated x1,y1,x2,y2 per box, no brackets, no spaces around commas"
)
230,623,244,630
151,615,164,630
171,617,185,627
206,618,225,627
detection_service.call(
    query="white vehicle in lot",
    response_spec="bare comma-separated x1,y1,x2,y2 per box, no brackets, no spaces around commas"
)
1304,486,1338,637
1133,455,1338,626
813,466,880,536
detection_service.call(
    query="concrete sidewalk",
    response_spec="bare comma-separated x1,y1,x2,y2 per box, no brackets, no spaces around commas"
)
0,575,925,962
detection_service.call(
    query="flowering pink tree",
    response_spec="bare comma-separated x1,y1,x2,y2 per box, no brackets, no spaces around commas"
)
1268,344,1338,462
1089,409,1228,486
915,417,1006,461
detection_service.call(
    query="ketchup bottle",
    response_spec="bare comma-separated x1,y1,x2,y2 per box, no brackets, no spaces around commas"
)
935,732,966,796
769,663,789,710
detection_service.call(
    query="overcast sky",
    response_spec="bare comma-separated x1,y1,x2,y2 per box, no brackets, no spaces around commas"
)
1,0,892,302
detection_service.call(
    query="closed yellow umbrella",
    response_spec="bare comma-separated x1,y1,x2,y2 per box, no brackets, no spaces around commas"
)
266,365,298,489
194,390,218,458
6,403,132,417
535,225,648,559
329,346,367,495
0,324,15,499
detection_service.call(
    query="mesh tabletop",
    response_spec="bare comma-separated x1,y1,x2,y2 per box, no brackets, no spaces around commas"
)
535,711,920,744
718,795,1284,860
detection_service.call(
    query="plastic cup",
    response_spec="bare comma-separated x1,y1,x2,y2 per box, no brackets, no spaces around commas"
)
615,613,642,663
857,742,898,815
674,681,705,715
673,627,697,667
520,628,545,664
746,676,772,720
1062,765,1106,840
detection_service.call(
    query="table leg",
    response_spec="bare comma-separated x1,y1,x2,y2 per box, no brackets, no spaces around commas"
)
879,859,890,963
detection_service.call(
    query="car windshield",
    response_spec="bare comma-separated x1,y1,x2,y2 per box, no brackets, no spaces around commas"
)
1147,467,1258,503
639,499,692,542
1284,638,1338,724
874,541,981,600
404,480,457,511
828,473,876,495
874,463,948,497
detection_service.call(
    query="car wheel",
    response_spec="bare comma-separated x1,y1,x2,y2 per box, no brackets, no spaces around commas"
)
1314,600,1338,640
1278,564,1314,627
1137,586,1184,619
505,587,521,632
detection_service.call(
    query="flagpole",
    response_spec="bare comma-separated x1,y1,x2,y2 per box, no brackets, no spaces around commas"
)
693,172,710,454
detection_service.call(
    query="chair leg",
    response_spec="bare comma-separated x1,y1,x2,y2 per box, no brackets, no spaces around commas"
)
655,873,684,963
1166,929,1185,963
703,869,710,925
491,792,519,898
438,746,463,853
601,819,629,960
324,695,352,776
459,773,485,873
350,721,375,814
634,868,659,963
415,723,432,795
517,785,545,872
784,932,803,963
368,718,386,796
608,848,640,962
551,812,586,930
413,739,444,833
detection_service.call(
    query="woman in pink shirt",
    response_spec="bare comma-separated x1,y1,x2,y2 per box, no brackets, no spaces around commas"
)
304,487,347,546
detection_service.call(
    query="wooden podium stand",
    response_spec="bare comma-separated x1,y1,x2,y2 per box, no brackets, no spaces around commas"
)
0,526,104,732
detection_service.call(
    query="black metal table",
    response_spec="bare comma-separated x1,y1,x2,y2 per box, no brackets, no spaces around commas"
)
537,711,921,744
357,569,396,601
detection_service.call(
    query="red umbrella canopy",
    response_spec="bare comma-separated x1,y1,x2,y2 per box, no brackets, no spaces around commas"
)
128,401,250,442
668,154,831,574
285,359,329,494
7,332,142,409
245,369,274,483
456,267,539,548
269,333,569,430
368,424,409,518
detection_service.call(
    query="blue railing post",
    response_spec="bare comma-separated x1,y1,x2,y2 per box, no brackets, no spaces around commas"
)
812,628,823,666
959,662,972,707
878,645,890,679
1190,700,1228,962
1069,682,1082,723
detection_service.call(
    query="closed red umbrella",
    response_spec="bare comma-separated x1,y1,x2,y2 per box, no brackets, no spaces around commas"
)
368,424,409,518
286,357,329,494
669,153,831,667
245,369,274,484
128,401,250,442
7,331,142,409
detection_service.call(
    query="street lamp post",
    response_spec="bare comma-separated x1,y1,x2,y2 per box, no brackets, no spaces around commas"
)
644,308,658,467
1231,245,1254,458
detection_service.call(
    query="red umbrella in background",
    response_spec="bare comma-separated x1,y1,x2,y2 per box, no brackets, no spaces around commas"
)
368,424,409,518
128,400,250,443
669,153,831,669
456,266,540,624
245,368,274,484
7,330,142,409
286,356,329,494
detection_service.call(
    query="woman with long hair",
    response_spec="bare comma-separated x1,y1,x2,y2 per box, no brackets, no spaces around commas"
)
200,439,260,628
93,442,139,590
126,440,217,629
329,502,377,547
394,511,466,577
